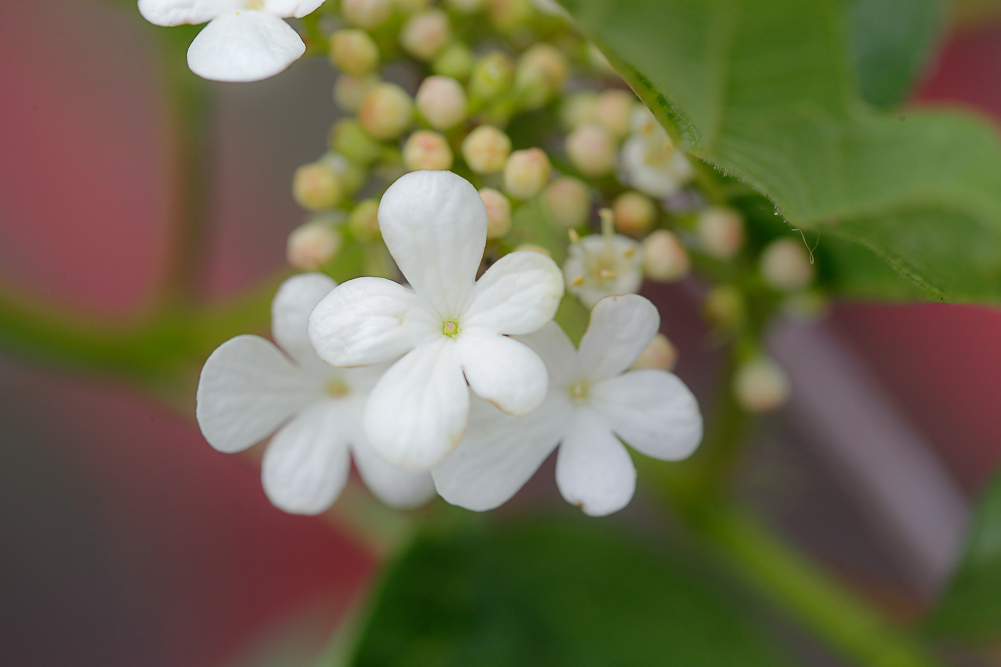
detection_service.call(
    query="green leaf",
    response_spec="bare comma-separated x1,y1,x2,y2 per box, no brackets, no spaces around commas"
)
351,519,792,667
929,470,1001,641
562,0,1001,303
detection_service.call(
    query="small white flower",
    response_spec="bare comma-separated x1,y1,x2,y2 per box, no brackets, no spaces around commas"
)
563,209,643,308
433,294,703,517
196,273,435,514
307,170,565,471
138,0,325,82
619,108,694,198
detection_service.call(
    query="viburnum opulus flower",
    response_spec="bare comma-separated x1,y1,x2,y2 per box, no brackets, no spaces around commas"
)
196,273,435,514
307,170,565,470
138,0,325,81
433,294,703,517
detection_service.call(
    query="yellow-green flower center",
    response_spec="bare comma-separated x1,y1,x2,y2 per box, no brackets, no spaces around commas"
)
570,380,588,401
326,380,349,397
442,320,460,338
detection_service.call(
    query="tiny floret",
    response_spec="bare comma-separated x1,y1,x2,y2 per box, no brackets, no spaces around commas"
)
563,209,643,307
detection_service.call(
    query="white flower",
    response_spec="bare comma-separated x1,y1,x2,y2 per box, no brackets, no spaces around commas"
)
307,170,565,470
434,294,702,516
138,0,325,82
563,209,643,307
619,108,694,198
196,273,435,514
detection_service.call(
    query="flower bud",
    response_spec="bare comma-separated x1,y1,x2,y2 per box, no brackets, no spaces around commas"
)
703,285,744,330
415,76,468,130
469,52,515,101
504,148,552,200
321,152,366,195
342,0,394,29
479,188,511,239
349,199,381,241
359,83,414,140
565,124,616,178
461,125,511,173
403,130,454,171
642,230,689,282
613,191,656,236
561,91,599,130
544,177,591,229
433,42,475,80
631,333,678,372
400,10,451,61
329,30,380,76
597,89,635,139
515,43,569,109
515,243,551,256
697,206,745,260
760,238,814,292
447,0,485,13
293,162,342,210
488,0,534,32
287,222,342,270
330,118,382,164
734,358,790,413
333,74,380,112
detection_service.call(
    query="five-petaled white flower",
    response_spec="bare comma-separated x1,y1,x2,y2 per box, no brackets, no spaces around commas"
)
620,107,694,198
196,273,435,514
307,170,565,471
139,0,325,82
433,294,702,517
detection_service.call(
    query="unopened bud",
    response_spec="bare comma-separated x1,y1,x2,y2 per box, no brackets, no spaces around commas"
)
515,243,551,256
349,199,381,241
488,0,534,32
760,237,814,292
504,148,552,200
329,30,380,76
703,285,744,330
544,177,591,229
596,89,635,139
416,76,468,130
287,222,342,270
359,83,414,140
330,118,382,164
321,152,366,195
433,42,475,80
697,207,745,260
334,74,380,112
461,125,511,173
642,230,689,282
469,52,515,101
561,91,599,130
342,0,394,29
400,10,451,61
447,0,485,13
403,130,454,171
734,358,790,413
613,191,656,236
479,188,511,239
515,43,569,109
631,333,678,371
293,162,342,210
565,124,616,178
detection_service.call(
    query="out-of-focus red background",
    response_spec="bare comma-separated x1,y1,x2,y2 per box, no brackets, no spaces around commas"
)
1,2,1000,665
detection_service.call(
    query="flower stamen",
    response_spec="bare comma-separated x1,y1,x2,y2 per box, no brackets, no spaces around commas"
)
442,320,460,337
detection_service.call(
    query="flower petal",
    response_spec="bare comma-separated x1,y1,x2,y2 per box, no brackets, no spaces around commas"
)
555,408,636,516
458,329,548,416
433,394,568,511
187,11,305,82
378,171,487,318
578,294,660,381
364,339,469,470
138,0,241,26
462,251,564,335
196,335,320,453
262,401,351,514
514,321,580,388
591,370,703,460
272,272,337,366
262,0,326,17
308,277,437,367
352,438,436,509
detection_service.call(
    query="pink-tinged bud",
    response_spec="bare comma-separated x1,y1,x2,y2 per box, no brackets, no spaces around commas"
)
479,188,512,239
613,191,656,236
760,238,814,291
293,162,342,210
488,0,534,32
565,124,616,178
597,89,635,139
642,230,690,282
287,222,342,270
734,358,790,413
342,0,394,29
544,176,591,229
359,83,414,140
703,285,744,330
697,206,745,260
561,91,599,130
416,76,468,130
334,74,380,112
400,10,451,61
461,125,511,173
330,30,380,76
349,199,381,241
403,130,454,171
631,333,678,371
504,148,552,200
469,52,515,101
515,43,569,109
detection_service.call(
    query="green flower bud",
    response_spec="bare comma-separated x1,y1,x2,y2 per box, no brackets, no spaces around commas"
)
329,29,380,76
330,119,382,165
349,199,381,241
293,162,342,210
433,42,475,80
359,83,414,140
504,148,552,200
469,52,515,102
